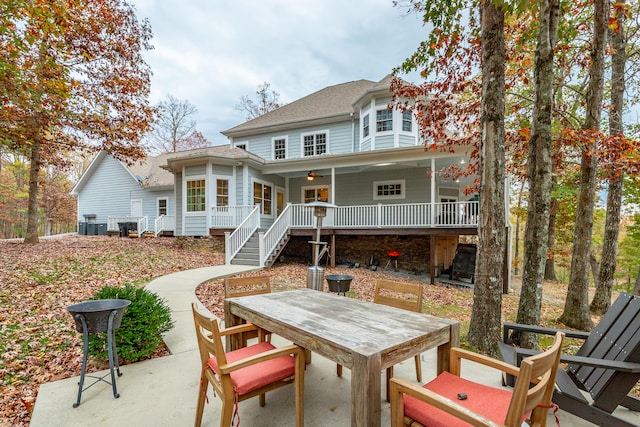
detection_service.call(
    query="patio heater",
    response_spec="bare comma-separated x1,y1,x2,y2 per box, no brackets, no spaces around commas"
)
305,201,337,291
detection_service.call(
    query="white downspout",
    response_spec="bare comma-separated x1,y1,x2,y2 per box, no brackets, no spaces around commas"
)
430,158,436,225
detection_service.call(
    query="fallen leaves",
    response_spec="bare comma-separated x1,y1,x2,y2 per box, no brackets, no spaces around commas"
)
0,235,222,427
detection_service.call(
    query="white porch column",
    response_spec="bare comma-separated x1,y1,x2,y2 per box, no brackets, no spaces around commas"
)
331,168,335,204
430,158,436,225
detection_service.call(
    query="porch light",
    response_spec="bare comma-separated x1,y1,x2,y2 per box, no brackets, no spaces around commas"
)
307,172,314,181
460,158,465,164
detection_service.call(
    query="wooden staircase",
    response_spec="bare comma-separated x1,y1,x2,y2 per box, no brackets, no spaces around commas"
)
229,233,261,266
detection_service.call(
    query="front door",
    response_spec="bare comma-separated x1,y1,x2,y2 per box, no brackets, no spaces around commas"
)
276,188,285,217
131,199,143,217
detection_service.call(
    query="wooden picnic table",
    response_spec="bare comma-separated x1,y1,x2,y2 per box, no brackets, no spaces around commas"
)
224,288,460,427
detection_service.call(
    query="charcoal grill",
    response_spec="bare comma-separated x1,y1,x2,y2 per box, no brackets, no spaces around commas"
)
385,250,401,272
66,299,130,407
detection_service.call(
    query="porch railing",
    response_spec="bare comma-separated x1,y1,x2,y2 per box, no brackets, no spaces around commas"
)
283,201,478,229
225,204,260,264
154,215,175,236
107,216,148,235
211,205,255,228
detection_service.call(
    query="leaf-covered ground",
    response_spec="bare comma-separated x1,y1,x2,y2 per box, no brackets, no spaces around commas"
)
0,235,222,427
0,235,620,426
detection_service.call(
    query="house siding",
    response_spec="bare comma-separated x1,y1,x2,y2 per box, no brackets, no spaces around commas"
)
184,216,207,236
333,168,430,206
175,172,183,234
76,155,145,224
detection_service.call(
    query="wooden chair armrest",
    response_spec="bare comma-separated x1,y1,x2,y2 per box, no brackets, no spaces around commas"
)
451,347,521,378
561,355,640,373
508,347,640,373
218,323,259,337
218,344,303,374
390,377,501,427
503,322,589,342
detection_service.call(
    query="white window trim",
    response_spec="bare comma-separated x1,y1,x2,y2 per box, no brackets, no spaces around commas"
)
272,136,288,160
211,175,233,207
253,178,275,218
156,197,168,217
373,179,406,200
301,185,330,203
375,108,393,134
300,130,330,157
184,175,207,215
401,110,413,134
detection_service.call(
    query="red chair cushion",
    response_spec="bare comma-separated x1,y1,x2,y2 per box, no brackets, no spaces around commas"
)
208,341,295,396
404,371,515,427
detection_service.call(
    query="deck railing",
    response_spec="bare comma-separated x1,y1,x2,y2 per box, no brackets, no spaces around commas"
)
154,215,175,236
211,205,255,228
107,216,148,235
225,204,260,264
282,201,478,229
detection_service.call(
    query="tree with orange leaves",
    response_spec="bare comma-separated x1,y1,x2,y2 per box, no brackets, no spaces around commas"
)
0,0,154,243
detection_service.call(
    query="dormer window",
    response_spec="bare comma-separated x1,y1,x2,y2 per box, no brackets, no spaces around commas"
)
376,109,393,132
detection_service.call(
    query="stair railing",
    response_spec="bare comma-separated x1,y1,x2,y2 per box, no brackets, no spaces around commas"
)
260,203,293,267
225,204,261,264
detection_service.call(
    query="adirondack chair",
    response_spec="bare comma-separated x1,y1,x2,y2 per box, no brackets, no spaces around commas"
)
499,292,640,427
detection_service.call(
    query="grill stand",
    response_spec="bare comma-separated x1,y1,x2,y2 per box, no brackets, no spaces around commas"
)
72,309,123,408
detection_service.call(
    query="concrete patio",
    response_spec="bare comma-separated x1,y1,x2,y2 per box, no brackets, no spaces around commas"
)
30,265,640,426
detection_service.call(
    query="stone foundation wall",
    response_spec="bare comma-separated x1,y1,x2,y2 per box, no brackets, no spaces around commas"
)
281,234,438,274
175,236,225,253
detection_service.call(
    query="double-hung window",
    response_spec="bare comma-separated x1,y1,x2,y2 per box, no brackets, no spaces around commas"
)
253,181,273,215
273,137,286,159
157,198,168,216
216,179,229,207
363,114,370,138
376,109,393,132
186,179,206,212
402,111,412,132
303,133,327,156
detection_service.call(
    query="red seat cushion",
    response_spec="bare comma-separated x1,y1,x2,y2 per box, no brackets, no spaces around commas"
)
208,341,295,396
404,371,515,427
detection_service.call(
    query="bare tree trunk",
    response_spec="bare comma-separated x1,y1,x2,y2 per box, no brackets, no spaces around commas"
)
513,180,525,276
544,197,558,281
592,2,626,315
590,252,600,287
560,0,608,330
511,0,559,349
633,266,640,296
25,139,41,244
467,1,505,358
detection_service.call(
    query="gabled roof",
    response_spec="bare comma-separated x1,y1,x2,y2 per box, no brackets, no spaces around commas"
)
71,151,175,195
222,78,380,137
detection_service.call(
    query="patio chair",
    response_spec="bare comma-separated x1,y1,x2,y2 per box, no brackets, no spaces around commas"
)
224,275,272,345
337,279,424,401
191,302,305,427
499,292,640,427
390,331,564,427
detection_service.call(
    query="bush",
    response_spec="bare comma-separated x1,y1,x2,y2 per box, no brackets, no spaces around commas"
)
88,284,174,363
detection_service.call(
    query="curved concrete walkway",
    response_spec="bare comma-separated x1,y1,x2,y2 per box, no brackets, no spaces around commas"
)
31,264,257,426
30,264,639,426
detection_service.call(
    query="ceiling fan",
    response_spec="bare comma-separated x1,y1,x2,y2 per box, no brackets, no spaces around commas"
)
307,171,324,180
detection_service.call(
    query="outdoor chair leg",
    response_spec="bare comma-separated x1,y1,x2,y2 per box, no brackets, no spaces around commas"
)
414,354,422,382
194,377,207,427
259,393,266,407
337,364,343,377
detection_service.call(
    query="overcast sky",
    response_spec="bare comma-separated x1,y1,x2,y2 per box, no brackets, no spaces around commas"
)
131,0,428,146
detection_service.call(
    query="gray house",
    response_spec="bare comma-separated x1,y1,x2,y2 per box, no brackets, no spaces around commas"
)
73,76,493,282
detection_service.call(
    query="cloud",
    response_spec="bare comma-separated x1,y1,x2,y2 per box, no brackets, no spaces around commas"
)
132,0,427,145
